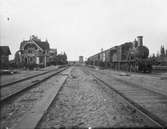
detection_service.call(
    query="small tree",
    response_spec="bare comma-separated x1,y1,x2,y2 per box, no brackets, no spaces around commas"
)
160,45,165,57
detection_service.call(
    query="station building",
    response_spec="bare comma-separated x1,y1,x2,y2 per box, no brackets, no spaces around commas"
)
15,35,57,67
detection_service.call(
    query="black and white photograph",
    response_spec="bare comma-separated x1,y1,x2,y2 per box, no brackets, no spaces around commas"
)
0,0,167,128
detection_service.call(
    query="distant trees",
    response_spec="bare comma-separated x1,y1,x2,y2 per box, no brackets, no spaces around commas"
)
150,44,167,66
160,45,165,57
151,45,167,58
56,52,68,65
50,52,68,65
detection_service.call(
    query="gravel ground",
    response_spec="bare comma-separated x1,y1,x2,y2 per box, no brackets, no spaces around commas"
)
90,67,167,96
0,70,64,129
0,65,59,86
38,67,149,129
101,69,167,96
84,67,167,127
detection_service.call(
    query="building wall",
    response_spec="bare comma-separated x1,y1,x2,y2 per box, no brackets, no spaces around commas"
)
0,55,9,66
99,52,105,62
105,49,110,62
112,54,118,62
116,46,122,62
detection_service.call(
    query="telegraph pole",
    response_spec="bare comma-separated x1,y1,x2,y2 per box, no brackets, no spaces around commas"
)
44,51,47,67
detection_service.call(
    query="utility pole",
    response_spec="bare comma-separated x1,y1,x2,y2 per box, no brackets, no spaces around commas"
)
44,51,47,67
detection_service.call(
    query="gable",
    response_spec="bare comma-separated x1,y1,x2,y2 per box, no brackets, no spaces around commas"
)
20,40,43,51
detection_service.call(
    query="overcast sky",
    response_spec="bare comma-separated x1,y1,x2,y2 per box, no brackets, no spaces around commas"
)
0,0,167,61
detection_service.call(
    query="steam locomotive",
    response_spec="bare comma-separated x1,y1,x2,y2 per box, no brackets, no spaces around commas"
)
87,36,152,73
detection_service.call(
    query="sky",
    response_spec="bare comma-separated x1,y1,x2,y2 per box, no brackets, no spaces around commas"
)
0,0,167,61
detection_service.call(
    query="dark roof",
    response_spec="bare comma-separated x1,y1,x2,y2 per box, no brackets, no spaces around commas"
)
20,39,50,50
33,39,50,50
0,46,11,56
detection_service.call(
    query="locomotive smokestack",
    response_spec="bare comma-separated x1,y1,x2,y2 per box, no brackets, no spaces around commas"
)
137,36,143,46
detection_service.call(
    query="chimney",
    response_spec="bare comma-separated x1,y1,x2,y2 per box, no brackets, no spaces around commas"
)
133,39,138,48
137,36,143,46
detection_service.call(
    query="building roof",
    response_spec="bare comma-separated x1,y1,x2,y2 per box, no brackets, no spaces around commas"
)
33,40,50,50
0,46,11,56
20,39,50,51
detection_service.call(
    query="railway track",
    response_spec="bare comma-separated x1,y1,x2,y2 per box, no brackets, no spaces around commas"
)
0,66,68,104
93,67,167,97
0,66,65,88
83,67,167,128
1,66,72,129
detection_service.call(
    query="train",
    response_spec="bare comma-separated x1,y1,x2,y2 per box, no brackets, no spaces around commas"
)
86,36,152,73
